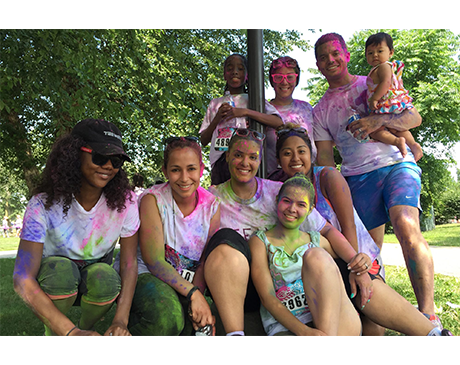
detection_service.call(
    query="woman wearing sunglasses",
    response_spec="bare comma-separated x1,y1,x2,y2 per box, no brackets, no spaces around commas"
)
13,119,140,336
268,56,317,182
126,136,220,335
203,128,329,336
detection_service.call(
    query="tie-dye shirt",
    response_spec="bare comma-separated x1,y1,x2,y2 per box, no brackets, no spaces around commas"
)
208,177,325,241
136,182,220,277
21,192,139,260
312,75,415,177
271,99,317,163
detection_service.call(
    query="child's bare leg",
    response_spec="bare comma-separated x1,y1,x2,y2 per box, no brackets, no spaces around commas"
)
370,129,408,158
302,247,361,336
390,129,423,161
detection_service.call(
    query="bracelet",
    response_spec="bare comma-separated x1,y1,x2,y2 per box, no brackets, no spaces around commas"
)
187,286,200,302
66,325,78,336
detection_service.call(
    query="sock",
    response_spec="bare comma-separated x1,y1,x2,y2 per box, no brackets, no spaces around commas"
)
226,330,245,336
427,327,442,336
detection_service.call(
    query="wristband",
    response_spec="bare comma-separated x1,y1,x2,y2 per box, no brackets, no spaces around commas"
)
187,286,200,302
66,325,78,336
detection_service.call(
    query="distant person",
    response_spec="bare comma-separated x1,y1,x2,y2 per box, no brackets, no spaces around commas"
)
14,214,23,237
13,119,139,336
2,216,10,238
132,173,145,197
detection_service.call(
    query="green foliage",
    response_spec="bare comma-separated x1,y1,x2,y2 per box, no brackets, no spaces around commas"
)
0,29,309,196
434,178,460,224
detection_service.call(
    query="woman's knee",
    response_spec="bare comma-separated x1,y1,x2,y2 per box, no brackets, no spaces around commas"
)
80,263,121,304
302,248,336,276
37,256,80,299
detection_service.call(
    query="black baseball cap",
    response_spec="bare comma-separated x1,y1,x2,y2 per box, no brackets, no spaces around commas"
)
71,119,131,162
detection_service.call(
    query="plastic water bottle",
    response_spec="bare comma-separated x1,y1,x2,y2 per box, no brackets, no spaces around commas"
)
346,109,369,143
225,90,235,107
224,91,246,128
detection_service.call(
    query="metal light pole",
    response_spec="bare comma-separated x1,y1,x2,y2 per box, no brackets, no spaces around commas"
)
247,29,266,179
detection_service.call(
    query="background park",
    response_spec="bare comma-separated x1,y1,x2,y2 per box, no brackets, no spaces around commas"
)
1,29,459,337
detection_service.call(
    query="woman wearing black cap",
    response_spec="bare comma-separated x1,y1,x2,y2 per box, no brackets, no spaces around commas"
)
13,118,140,336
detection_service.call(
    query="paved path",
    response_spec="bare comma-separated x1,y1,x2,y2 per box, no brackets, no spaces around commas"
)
380,243,460,278
2,243,459,277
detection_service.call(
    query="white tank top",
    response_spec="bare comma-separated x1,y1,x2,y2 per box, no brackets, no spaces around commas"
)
136,182,220,276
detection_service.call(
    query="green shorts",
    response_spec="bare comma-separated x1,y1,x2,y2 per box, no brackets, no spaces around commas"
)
37,256,121,304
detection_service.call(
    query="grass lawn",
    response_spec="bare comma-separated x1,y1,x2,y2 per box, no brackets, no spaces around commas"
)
384,223,460,247
1,255,459,336
0,236,20,252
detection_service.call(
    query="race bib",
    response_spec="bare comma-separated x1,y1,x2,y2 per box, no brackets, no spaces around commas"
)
282,293,307,312
181,268,195,283
275,279,309,315
214,127,235,151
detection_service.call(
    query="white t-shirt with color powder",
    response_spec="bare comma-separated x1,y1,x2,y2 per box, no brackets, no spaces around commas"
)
312,76,415,177
21,192,140,260
208,177,326,241
271,99,317,163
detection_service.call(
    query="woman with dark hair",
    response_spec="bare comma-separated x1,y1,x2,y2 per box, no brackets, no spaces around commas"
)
13,119,140,336
203,128,353,336
273,125,452,336
267,56,317,181
125,136,220,335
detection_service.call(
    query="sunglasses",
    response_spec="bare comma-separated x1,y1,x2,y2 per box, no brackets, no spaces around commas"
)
271,73,298,84
276,127,307,137
271,58,299,69
164,136,200,147
80,147,125,169
233,128,266,141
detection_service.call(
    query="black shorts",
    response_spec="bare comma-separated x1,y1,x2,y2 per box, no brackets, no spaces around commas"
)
203,228,260,312
334,258,384,312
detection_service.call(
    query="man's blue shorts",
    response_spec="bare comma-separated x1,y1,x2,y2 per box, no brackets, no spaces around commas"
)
345,162,422,231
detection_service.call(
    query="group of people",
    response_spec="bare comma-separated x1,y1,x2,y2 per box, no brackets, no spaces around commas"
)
2,215,22,238
13,32,453,336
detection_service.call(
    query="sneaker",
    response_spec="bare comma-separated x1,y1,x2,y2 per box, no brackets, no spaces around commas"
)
441,329,453,336
423,313,443,329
